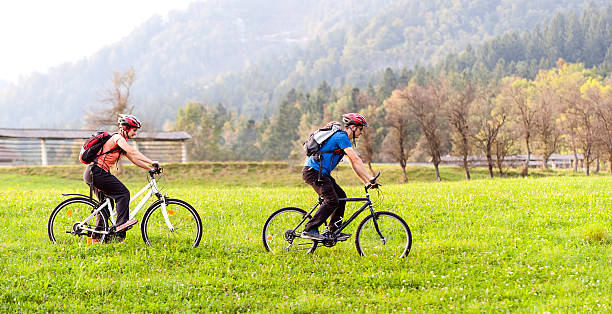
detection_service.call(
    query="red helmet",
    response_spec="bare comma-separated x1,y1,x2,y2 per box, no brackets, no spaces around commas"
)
342,113,368,127
118,114,141,130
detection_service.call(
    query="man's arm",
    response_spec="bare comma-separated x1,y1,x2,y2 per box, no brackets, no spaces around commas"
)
116,137,158,170
343,147,377,185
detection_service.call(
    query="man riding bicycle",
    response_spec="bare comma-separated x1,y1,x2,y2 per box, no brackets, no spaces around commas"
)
83,114,160,242
301,113,379,241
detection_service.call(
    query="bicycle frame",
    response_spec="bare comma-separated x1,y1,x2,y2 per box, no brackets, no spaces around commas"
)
293,186,385,240
73,173,174,235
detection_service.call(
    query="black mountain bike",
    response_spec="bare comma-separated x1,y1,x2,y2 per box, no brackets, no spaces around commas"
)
262,173,412,258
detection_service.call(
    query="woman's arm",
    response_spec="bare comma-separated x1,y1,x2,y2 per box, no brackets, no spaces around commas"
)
115,136,159,170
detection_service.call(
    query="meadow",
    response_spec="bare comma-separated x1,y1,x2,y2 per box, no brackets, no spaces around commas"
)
0,163,610,312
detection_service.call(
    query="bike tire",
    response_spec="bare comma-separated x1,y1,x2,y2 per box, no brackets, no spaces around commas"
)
140,198,203,248
48,197,109,245
262,207,317,254
355,211,412,258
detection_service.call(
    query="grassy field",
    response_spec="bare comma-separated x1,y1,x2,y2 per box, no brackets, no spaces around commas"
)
0,163,610,312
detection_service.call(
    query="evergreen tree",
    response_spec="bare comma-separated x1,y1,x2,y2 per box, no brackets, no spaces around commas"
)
380,68,398,99
261,89,302,160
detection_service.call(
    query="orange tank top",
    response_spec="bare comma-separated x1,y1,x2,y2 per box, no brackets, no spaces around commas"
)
96,134,124,172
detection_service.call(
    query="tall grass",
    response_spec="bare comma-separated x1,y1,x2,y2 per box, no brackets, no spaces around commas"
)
0,164,610,311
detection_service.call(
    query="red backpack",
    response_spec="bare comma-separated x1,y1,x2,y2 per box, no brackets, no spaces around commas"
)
79,132,120,164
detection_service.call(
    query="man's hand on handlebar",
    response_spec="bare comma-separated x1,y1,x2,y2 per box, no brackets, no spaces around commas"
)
365,172,381,189
366,182,381,189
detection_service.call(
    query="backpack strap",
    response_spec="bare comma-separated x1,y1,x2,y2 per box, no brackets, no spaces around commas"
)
93,133,123,165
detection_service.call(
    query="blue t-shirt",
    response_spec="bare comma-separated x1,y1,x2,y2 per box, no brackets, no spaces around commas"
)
304,131,352,176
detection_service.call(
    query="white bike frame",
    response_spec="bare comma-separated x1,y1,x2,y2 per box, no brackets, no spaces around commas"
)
77,176,174,235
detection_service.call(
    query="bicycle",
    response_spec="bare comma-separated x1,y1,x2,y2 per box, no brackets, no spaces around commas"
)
47,168,202,248
262,173,412,258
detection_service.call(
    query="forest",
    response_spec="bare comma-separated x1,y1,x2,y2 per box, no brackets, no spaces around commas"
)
0,0,609,128
171,5,612,179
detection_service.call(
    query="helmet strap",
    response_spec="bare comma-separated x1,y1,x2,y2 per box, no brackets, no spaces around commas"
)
350,125,357,147
120,127,129,139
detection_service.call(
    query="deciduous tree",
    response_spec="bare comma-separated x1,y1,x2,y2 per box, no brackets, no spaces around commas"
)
86,67,136,129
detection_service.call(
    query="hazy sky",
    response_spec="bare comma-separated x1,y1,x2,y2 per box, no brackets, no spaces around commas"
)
0,0,199,83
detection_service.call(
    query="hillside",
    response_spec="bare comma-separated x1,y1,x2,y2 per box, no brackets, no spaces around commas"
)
0,0,608,128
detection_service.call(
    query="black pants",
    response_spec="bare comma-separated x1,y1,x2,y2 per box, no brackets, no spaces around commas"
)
302,167,347,232
85,165,130,227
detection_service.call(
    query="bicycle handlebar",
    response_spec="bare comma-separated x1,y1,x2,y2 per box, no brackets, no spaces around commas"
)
148,165,163,177
365,171,381,191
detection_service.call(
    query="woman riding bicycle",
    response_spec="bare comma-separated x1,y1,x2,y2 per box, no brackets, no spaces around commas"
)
301,113,379,241
83,114,160,242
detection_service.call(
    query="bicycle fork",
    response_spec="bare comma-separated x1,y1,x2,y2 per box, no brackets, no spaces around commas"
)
369,205,387,245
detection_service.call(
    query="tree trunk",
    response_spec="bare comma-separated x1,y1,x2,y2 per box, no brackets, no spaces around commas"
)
609,154,612,175
584,148,591,176
367,161,375,176
542,153,551,170
462,154,471,180
486,151,494,178
571,133,578,172
497,156,504,177
595,157,600,173
433,162,441,182
522,135,531,177
400,159,408,183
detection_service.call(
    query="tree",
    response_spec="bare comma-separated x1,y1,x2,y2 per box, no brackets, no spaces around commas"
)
493,124,517,177
354,92,380,175
532,69,563,169
502,77,537,176
85,67,136,129
261,89,302,160
472,82,508,178
446,73,476,179
593,77,612,175
380,68,398,100
173,102,231,161
578,77,606,175
229,119,263,161
399,80,448,182
554,61,589,172
382,89,420,182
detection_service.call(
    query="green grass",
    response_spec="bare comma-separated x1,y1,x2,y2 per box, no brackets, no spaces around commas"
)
0,164,610,312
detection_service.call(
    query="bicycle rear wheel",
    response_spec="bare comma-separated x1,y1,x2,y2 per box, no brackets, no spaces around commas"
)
355,211,412,258
48,197,109,245
141,199,202,248
262,207,316,254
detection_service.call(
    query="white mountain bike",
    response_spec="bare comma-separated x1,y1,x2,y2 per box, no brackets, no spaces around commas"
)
47,168,202,248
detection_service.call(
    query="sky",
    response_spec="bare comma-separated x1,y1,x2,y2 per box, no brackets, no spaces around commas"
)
0,0,199,83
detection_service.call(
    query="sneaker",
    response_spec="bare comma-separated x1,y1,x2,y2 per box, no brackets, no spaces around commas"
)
336,232,352,241
115,219,138,233
301,229,325,241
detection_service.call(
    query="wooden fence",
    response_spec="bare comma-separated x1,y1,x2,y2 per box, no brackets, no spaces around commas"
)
0,128,191,166
439,154,586,169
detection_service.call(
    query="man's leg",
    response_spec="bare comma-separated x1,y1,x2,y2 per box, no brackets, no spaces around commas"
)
327,177,347,232
302,168,339,232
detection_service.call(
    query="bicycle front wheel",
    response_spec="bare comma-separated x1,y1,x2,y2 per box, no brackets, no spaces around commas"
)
262,207,316,254
48,197,109,245
355,211,412,258
141,199,202,248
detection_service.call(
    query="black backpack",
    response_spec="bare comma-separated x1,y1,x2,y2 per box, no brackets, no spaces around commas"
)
79,132,120,164
303,123,345,182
